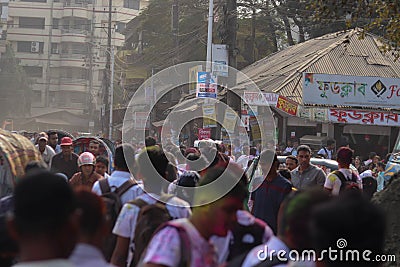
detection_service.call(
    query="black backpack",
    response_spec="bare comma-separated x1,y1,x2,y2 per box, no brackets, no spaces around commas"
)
228,221,265,261
99,178,137,261
332,170,361,193
129,194,175,267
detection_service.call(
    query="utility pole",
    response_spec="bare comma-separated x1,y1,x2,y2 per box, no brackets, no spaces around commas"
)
103,0,113,138
225,0,241,141
109,46,114,140
88,6,95,133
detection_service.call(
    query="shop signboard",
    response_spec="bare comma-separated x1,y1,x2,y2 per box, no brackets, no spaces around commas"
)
329,109,400,126
303,73,400,108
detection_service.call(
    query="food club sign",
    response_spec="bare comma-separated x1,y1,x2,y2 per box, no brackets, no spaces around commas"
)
303,73,400,108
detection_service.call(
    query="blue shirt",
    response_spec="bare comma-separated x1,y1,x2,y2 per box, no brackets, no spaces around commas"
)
251,174,292,234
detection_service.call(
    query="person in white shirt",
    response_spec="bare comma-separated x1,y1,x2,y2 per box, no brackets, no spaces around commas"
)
141,164,249,267
317,139,335,159
111,146,191,267
35,135,56,167
69,188,114,267
324,147,362,196
236,145,251,170
92,144,144,205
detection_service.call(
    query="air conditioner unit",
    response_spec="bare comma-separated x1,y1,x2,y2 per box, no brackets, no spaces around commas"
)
31,42,40,53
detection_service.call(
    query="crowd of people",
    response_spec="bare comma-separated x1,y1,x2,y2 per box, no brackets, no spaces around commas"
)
0,133,395,267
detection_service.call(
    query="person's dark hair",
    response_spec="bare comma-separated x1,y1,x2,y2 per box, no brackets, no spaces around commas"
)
13,170,77,236
327,139,335,146
74,187,106,237
114,144,135,172
311,191,385,267
176,171,200,204
286,155,298,164
278,169,291,181
89,140,100,145
376,162,385,169
137,146,169,192
278,188,330,250
95,155,109,168
297,145,312,154
249,147,257,156
368,152,377,160
24,161,48,175
144,136,156,147
336,147,354,166
186,153,209,172
47,131,57,137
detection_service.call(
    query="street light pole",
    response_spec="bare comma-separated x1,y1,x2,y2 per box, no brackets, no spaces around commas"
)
206,0,214,72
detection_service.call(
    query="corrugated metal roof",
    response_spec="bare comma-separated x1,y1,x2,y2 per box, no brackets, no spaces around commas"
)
238,28,400,107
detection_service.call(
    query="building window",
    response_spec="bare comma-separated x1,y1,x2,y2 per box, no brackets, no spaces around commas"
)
17,41,44,53
116,22,126,33
51,43,59,54
17,41,31,52
52,18,59,29
22,66,43,78
19,17,45,29
123,0,139,10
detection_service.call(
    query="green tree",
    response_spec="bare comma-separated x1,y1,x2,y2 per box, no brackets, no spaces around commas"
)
0,43,32,122
308,0,400,58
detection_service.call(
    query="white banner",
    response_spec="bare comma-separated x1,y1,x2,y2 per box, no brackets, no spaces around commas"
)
243,92,279,106
212,44,229,77
303,73,400,108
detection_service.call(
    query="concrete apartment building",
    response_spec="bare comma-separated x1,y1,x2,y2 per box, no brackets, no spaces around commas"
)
6,0,148,131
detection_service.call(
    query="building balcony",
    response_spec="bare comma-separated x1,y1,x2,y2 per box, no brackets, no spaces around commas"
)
50,79,88,93
62,6,89,19
58,56,86,68
61,29,88,43
7,27,48,41
8,2,52,17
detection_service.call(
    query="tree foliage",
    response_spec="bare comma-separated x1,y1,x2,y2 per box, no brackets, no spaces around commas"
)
308,0,400,59
0,43,32,121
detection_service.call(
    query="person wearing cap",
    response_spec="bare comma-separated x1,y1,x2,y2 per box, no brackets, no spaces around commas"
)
50,137,79,180
34,132,56,167
324,146,363,196
69,152,103,189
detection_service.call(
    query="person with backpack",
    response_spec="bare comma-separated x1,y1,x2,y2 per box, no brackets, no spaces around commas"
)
324,146,363,195
110,146,191,267
317,139,335,159
92,144,144,261
92,144,143,206
140,164,249,267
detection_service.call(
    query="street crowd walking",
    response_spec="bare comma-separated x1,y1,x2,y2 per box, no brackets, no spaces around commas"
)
0,132,396,267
